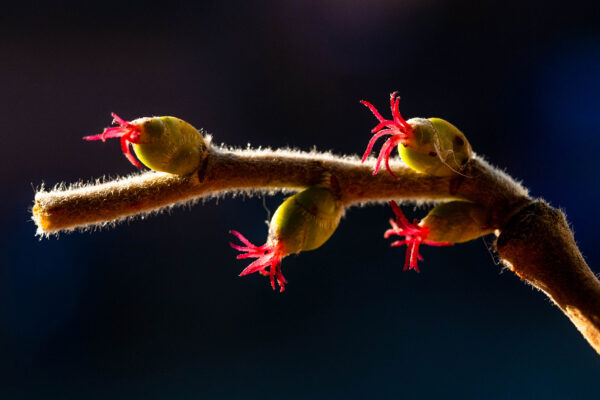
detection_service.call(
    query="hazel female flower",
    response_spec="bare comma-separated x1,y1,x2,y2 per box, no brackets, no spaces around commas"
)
84,113,208,175
361,93,472,177
398,118,472,177
385,201,494,271
229,230,288,292
84,113,144,168
230,186,343,292
385,201,452,272
361,92,413,178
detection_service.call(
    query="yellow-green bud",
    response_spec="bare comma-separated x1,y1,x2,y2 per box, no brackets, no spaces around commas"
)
230,186,343,291
132,116,208,175
400,118,472,177
361,93,472,178
422,201,492,243
270,186,343,254
385,200,492,271
84,113,208,176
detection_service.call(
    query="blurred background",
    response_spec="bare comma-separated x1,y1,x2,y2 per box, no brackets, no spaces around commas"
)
1,0,599,398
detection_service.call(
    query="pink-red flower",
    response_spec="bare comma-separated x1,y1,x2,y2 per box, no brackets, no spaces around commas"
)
361,92,413,178
83,113,144,168
229,230,288,292
384,201,452,272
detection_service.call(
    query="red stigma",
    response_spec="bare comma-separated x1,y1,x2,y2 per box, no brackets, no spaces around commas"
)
361,92,413,178
83,113,144,168
384,201,452,272
229,230,288,292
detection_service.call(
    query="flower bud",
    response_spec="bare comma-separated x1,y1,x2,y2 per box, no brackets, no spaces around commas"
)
385,201,491,271
361,93,472,178
400,118,472,177
132,116,208,175
422,201,493,243
270,186,342,254
230,186,343,291
84,114,208,175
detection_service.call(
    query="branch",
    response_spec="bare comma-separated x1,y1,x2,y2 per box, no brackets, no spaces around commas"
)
33,145,529,234
31,143,600,355
496,201,600,354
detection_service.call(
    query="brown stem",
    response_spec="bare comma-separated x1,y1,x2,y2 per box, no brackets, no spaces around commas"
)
32,146,528,234
31,144,600,355
496,201,600,355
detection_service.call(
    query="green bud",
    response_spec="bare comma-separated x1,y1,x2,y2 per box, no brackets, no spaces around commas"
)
133,116,208,175
400,118,472,176
230,186,344,291
423,201,492,243
270,186,343,254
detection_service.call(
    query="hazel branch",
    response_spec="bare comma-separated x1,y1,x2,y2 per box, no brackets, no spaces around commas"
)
496,201,600,354
32,145,529,235
30,142,600,355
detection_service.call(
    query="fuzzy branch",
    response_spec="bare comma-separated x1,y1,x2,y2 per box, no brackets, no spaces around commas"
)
496,201,600,354
33,146,529,234
32,144,600,355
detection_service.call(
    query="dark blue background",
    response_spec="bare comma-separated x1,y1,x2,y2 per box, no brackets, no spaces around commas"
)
1,1,599,398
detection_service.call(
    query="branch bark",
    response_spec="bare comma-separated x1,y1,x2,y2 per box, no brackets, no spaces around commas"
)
31,144,600,355
33,146,529,234
496,201,600,354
